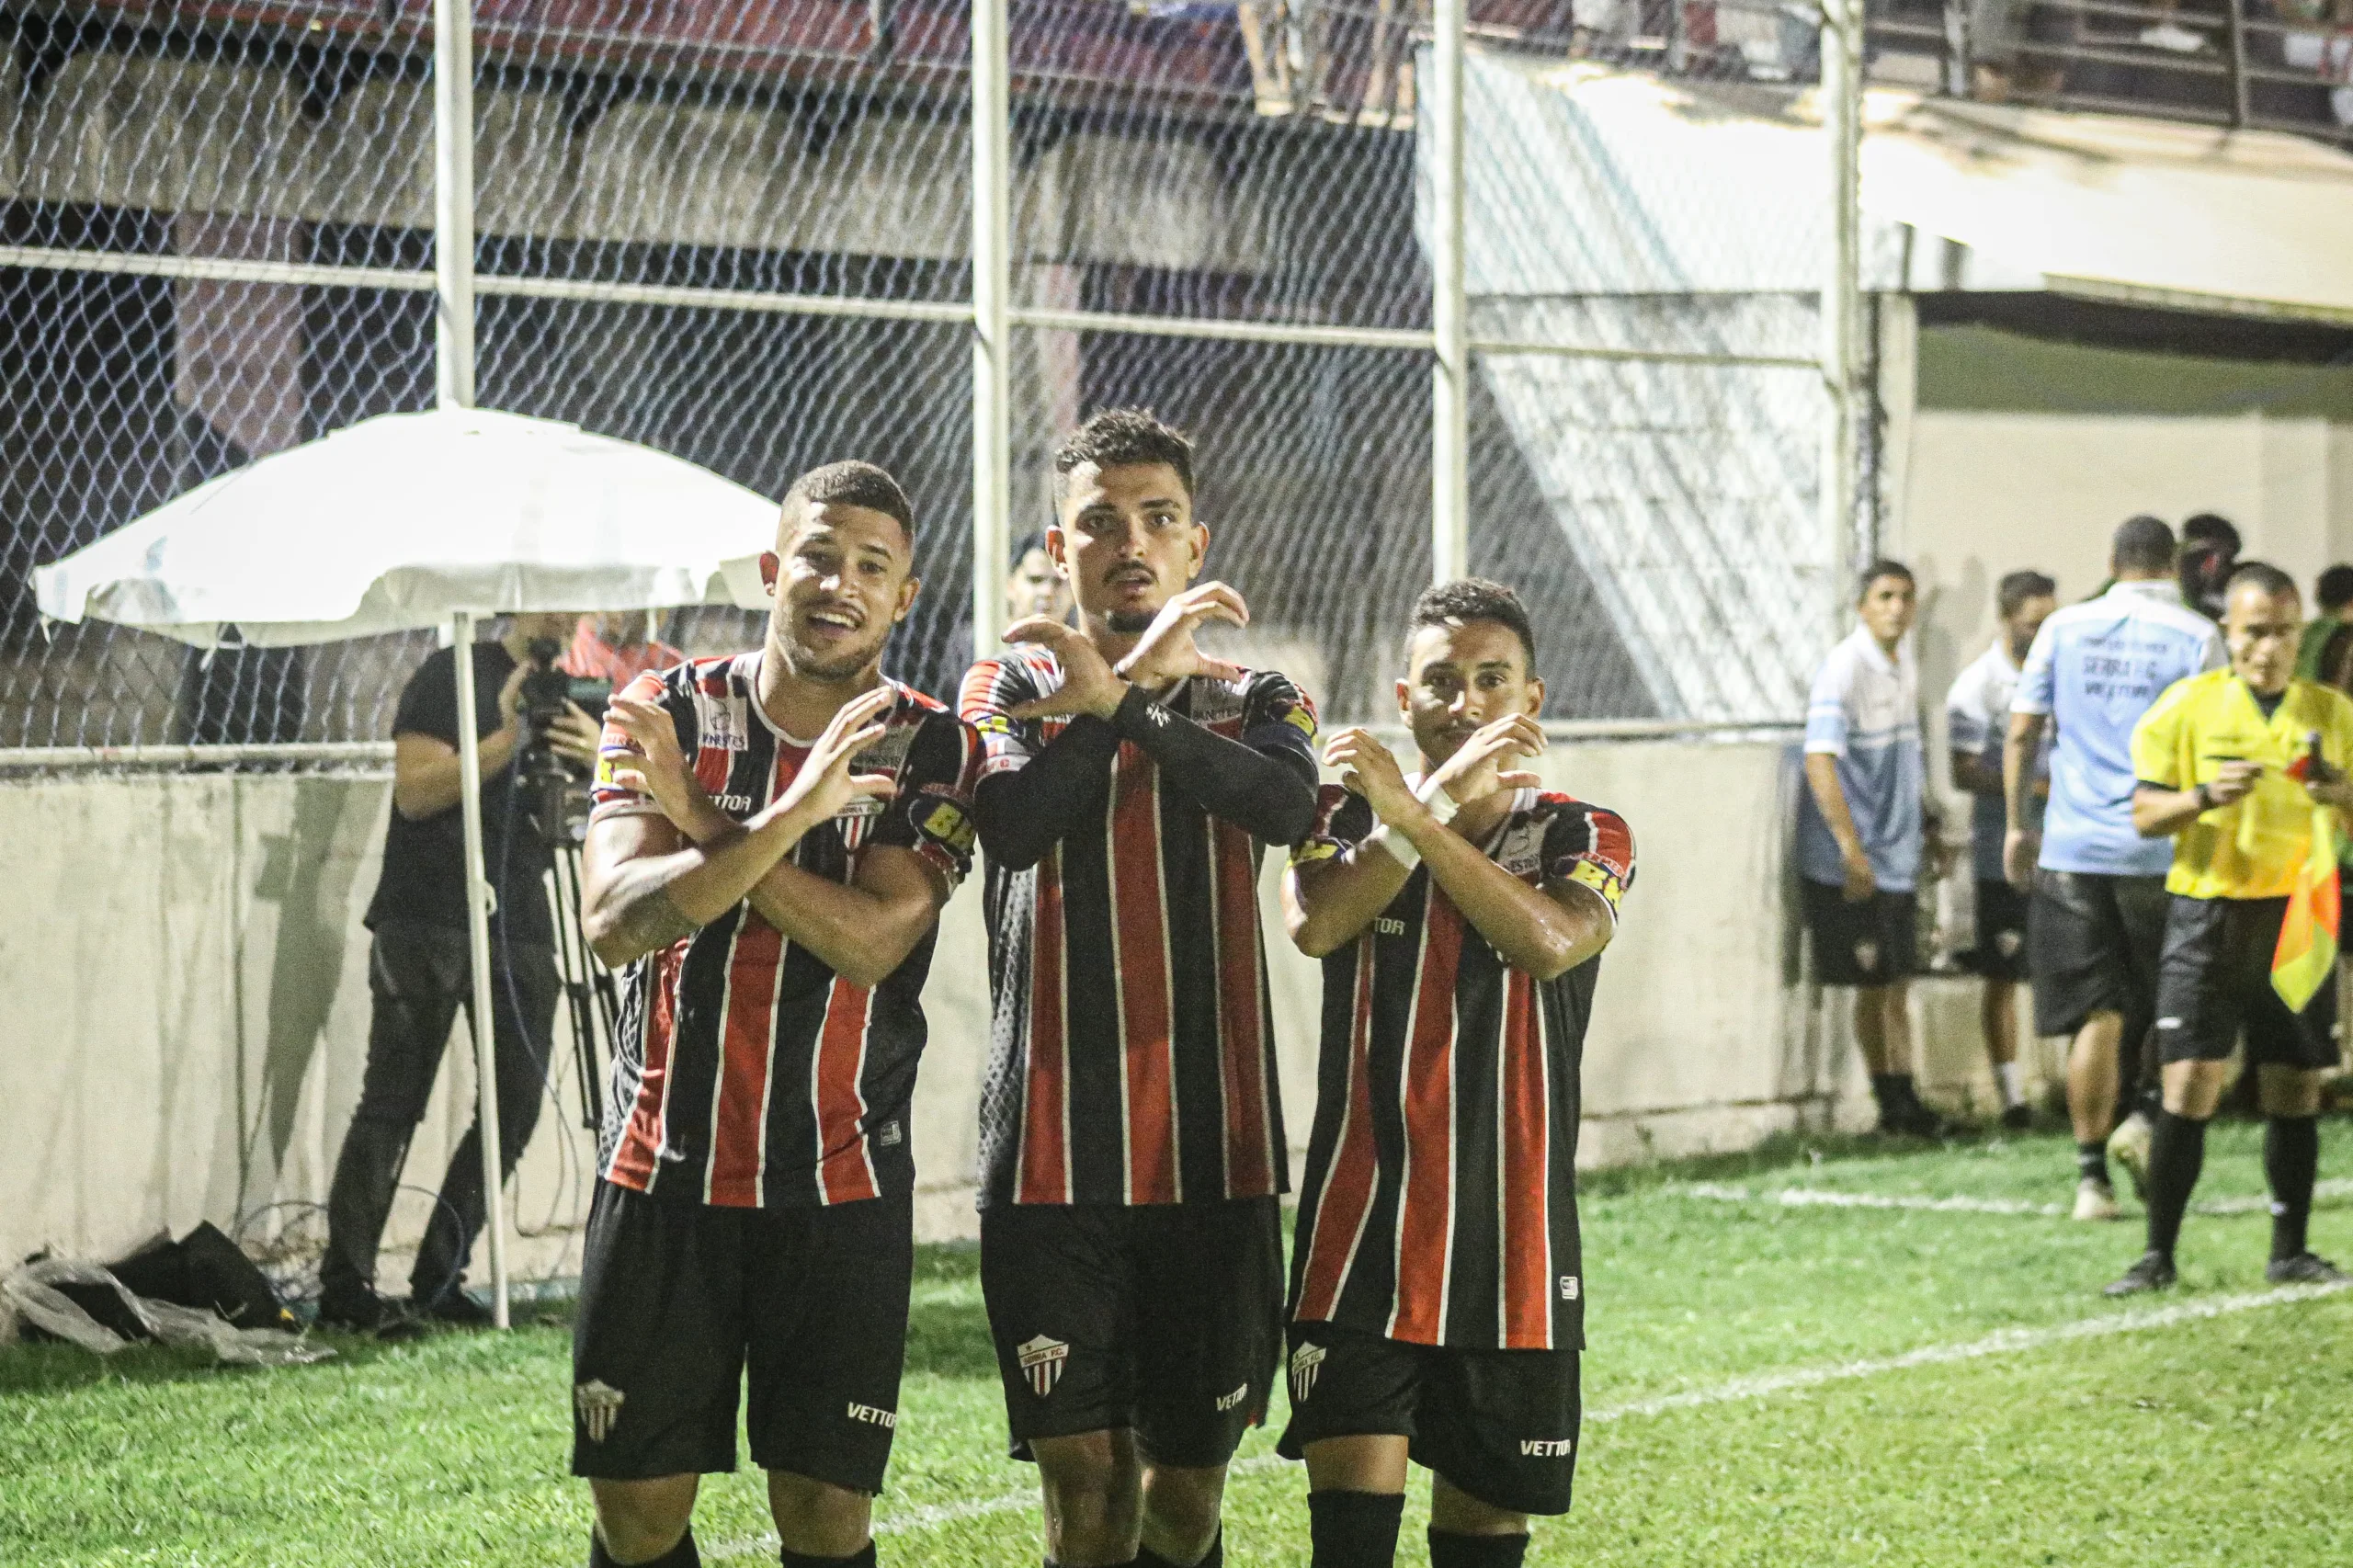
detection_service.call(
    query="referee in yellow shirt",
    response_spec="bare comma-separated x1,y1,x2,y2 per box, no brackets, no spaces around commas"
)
2116,562,2352,1296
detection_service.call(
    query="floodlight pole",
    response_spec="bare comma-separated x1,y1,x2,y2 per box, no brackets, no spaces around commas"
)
448,612,512,1328
1429,0,1470,585
435,0,477,411
1821,0,1865,621
972,0,1013,656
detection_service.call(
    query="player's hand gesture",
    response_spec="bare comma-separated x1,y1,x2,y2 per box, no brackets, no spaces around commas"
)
603,696,703,825
1113,582,1250,691
1324,728,1421,826
774,686,899,824
1004,619,1130,722
1424,714,1545,806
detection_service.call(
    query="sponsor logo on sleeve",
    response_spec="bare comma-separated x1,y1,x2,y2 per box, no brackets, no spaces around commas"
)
1017,1335,1070,1399
919,799,977,857
1281,704,1317,737
1290,839,1340,867
1563,859,1624,910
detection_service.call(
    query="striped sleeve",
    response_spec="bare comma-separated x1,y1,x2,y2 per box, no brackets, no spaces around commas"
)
959,653,1044,781
1541,800,1634,921
872,710,981,890
1290,784,1370,867
589,669,681,824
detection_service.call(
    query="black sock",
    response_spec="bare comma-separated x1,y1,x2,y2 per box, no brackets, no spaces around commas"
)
1134,1532,1221,1568
780,1545,874,1568
591,1528,699,1568
1427,1530,1529,1568
1870,1074,1904,1116
1309,1492,1404,1568
2266,1114,2321,1262
2145,1109,2210,1261
2076,1141,2109,1186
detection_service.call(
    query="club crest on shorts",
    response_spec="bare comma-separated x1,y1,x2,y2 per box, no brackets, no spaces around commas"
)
1017,1335,1069,1399
1289,1341,1325,1403
1853,938,1880,973
574,1380,626,1443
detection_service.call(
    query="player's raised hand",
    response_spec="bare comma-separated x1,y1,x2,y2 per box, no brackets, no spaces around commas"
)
603,696,703,825
1425,713,1546,806
775,685,899,824
1004,618,1130,722
1324,728,1424,826
1114,581,1250,690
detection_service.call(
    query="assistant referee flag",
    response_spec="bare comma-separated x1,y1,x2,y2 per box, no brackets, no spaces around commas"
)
2272,799,2338,1011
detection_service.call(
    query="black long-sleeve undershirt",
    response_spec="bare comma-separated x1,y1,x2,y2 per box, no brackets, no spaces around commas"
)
971,685,1319,871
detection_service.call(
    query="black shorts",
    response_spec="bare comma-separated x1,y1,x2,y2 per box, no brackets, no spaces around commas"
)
570,1181,912,1492
980,1198,1282,1467
2154,895,2342,1071
1968,879,2029,983
1800,879,1917,987
2028,869,2168,1040
1276,1320,1581,1517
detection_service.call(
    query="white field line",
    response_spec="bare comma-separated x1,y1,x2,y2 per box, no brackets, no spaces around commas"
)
705,1278,2350,1559
1672,1176,2353,1218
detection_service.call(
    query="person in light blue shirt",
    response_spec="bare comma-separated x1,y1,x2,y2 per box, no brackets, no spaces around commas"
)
1799,560,1946,1138
1945,569,2056,1131
2006,515,2225,1221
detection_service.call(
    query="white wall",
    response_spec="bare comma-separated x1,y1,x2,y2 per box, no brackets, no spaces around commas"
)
6,742,1894,1288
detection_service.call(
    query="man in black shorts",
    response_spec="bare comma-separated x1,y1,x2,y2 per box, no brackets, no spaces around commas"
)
960,409,1320,1568
573,461,977,1568
2006,517,2224,1221
1279,580,1632,1568
2110,562,2351,1295
1946,569,2056,1129
1797,561,1946,1136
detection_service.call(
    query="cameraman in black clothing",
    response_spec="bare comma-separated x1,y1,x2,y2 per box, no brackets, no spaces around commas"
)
319,611,606,1334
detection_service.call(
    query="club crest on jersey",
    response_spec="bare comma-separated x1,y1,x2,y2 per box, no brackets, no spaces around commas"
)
574,1380,626,1442
1289,1341,1326,1403
1018,1335,1069,1398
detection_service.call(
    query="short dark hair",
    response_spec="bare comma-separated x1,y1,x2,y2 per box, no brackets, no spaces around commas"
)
1856,559,1914,600
1052,408,1195,503
2224,560,2299,604
781,460,914,541
1996,570,2056,619
1010,530,1050,569
2315,564,2353,611
2110,515,2176,574
1408,578,1537,668
2182,512,2241,554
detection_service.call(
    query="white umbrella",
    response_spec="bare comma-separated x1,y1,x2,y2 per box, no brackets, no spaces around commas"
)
35,406,782,1327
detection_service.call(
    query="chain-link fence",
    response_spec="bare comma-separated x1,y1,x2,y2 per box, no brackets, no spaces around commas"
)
0,0,1950,755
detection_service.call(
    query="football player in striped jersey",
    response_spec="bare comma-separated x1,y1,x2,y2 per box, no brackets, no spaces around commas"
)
573,461,978,1568
1279,579,1633,1568
961,409,1321,1568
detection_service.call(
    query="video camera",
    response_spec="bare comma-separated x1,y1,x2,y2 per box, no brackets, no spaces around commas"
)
516,637,613,849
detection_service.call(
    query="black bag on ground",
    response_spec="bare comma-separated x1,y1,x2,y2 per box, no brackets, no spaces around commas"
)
107,1223,296,1333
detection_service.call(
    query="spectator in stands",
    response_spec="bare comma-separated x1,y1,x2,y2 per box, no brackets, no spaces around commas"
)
2178,512,2241,622
1799,560,1949,1138
2295,564,2353,679
1947,569,2057,1130
564,611,685,687
318,613,603,1336
2007,517,2225,1222
1006,528,1074,626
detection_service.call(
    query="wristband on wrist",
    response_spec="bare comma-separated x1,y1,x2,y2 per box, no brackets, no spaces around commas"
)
1415,775,1461,826
2194,782,2214,813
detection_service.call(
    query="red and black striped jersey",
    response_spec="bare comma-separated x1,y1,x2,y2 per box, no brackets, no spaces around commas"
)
587,653,979,1208
1286,785,1633,1350
961,648,1319,1207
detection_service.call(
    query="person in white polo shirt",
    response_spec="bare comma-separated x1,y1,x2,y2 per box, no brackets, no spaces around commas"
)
2005,516,2225,1221
1799,560,1949,1138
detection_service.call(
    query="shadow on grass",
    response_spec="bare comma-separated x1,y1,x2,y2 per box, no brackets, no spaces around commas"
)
0,1325,416,1396
1575,1126,2064,1199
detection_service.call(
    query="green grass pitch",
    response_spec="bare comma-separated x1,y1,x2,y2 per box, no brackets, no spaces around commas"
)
6,1123,2350,1566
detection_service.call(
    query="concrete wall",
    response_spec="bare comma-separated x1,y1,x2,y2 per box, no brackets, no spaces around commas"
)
6,739,1931,1289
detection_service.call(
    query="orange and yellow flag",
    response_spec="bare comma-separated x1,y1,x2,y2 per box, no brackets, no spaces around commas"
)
2271,804,2340,1013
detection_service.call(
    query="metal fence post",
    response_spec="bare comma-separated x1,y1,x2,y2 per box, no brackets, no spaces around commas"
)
1430,0,1469,586
972,0,1014,657
1821,0,1864,619
434,0,476,411
2224,0,2251,129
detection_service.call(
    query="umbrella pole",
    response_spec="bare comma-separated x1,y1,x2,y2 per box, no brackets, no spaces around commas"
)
450,611,512,1328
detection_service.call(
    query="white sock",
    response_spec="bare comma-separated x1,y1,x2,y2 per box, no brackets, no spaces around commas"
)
1995,1061,2024,1108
